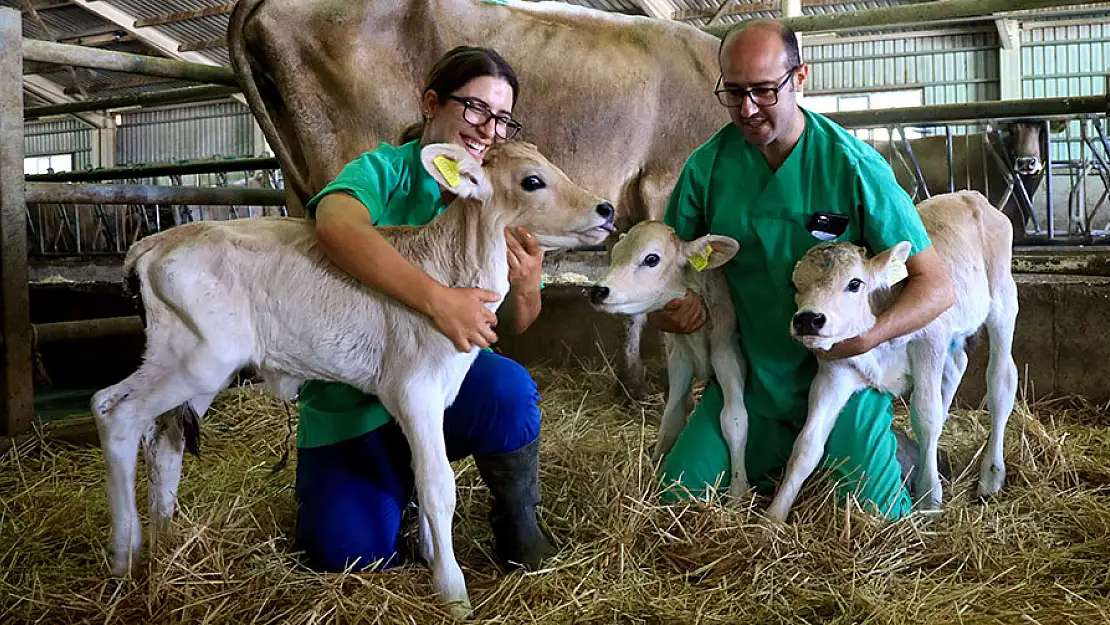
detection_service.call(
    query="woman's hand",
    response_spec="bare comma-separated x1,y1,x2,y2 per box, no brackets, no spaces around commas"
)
427,285,502,352
506,226,544,291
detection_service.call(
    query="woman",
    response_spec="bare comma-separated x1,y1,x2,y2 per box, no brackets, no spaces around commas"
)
294,46,555,573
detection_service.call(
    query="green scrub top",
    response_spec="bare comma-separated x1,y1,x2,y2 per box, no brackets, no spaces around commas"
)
296,139,447,449
660,108,933,514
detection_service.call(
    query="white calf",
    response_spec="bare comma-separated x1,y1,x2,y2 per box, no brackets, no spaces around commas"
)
588,221,752,499
91,141,616,617
769,190,1018,523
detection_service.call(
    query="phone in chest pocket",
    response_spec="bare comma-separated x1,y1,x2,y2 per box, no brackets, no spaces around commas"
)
805,212,850,242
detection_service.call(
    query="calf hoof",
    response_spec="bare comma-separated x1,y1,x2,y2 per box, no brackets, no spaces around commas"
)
110,548,142,577
614,377,651,404
976,463,1006,498
448,599,473,620
726,481,752,505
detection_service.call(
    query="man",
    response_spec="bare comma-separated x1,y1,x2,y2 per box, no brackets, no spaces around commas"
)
652,20,955,520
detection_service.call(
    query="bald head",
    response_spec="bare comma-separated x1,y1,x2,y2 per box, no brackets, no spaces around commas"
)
719,20,801,74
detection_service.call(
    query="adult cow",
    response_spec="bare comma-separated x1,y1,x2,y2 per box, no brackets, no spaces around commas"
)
865,120,1055,242
228,0,731,400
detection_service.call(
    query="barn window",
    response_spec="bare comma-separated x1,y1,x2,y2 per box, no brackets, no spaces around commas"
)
24,153,73,175
802,89,925,142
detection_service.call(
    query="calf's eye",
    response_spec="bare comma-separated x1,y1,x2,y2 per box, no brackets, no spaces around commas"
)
521,176,545,191
847,278,863,292
643,253,660,267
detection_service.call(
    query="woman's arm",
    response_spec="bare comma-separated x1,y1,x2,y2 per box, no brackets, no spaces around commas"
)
314,192,503,352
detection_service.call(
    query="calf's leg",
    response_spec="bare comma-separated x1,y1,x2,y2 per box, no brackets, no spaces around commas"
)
712,342,751,500
143,393,218,549
656,339,695,465
766,364,860,523
979,290,1019,498
387,389,470,618
908,340,947,510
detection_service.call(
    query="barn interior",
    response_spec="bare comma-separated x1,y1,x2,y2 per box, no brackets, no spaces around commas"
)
2,0,1110,623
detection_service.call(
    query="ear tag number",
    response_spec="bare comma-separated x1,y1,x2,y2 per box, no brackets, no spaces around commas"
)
888,256,909,286
688,245,712,272
433,155,461,187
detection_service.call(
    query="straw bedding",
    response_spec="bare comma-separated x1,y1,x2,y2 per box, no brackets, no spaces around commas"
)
2,363,1109,624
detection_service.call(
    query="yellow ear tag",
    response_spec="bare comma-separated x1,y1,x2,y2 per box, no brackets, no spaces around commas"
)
688,245,712,272
433,155,461,187
888,256,909,286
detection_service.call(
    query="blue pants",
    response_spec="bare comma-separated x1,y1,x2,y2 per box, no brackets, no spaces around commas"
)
294,351,542,572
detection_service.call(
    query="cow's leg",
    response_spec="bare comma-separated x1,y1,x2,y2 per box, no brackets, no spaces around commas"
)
908,339,948,511
979,290,1019,498
388,390,469,618
766,364,859,523
655,342,694,465
93,347,239,576
142,393,218,549
616,313,650,401
713,343,751,501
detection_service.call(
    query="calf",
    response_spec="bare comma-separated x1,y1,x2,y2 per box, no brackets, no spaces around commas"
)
587,221,751,499
770,190,1018,523
91,141,616,618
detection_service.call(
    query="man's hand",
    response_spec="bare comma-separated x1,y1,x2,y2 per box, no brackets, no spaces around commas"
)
647,288,707,334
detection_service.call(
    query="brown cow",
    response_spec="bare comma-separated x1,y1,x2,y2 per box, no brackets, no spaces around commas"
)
227,0,732,400
866,121,1057,242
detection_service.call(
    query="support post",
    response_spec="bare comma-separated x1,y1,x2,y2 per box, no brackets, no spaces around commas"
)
0,8,35,437
998,19,1023,100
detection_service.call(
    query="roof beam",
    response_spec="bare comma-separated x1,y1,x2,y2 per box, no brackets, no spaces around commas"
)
68,0,223,67
634,0,677,20
675,0,858,22
68,0,245,104
133,3,236,29
996,17,1020,49
23,74,109,127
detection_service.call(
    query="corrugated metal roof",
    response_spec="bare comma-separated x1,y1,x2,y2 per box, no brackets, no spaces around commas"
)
10,0,1110,109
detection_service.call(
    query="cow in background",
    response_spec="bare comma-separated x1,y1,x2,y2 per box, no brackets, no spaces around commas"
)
227,0,732,401
866,120,1060,242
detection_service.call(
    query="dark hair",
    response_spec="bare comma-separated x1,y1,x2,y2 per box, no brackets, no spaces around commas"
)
719,20,802,72
399,46,520,144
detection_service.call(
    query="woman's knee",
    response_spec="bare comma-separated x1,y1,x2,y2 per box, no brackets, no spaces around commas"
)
294,440,411,572
450,352,541,456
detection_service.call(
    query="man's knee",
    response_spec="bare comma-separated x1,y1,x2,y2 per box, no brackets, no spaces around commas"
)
822,390,913,520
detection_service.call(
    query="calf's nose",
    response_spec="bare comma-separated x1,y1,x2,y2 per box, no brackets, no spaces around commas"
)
1016,156,1039,171
792,311,827,335
596,201,614,220
589,284,610,305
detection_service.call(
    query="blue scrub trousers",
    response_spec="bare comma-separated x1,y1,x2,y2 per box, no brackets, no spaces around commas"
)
293,351,542,572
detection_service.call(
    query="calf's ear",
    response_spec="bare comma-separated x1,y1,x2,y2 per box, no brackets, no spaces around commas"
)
868,240,913,288
683,235,739,271
420,143,493,201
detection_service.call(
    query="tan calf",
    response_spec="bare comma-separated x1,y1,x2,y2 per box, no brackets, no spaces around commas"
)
773,190,1018,522
588,221,751,498
91,141,615,617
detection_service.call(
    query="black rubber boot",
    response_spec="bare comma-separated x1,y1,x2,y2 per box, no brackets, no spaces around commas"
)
473,436,556,570
893,425,952,500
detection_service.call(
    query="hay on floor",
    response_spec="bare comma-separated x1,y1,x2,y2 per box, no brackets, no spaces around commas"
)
2,363,1110,624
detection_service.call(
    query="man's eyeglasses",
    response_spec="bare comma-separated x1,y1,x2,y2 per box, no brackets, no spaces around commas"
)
714,66,799,108
446,95,523,140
